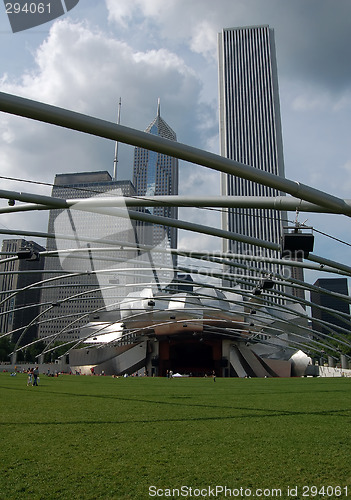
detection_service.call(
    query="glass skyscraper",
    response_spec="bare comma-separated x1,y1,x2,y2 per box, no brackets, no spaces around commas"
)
218,26,286,282
133,101,179,250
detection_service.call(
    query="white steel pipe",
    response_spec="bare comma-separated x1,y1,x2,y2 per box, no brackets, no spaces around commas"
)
0,91,351,216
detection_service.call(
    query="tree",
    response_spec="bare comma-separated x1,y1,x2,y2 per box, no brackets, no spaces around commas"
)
0,337,14,362
23,341,46,362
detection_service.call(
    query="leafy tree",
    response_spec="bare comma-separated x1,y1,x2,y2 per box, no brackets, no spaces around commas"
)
0,337,14,362
23,341,46,363
43,342,71,363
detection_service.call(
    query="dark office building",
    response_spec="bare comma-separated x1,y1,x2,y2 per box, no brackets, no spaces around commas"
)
0,239,45,345
310,278,350,337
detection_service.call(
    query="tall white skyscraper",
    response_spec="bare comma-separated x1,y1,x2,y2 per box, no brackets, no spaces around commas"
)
218,26,286,282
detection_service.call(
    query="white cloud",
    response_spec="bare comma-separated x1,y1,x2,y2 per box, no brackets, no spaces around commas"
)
0,120,15,144
290,87,351,113
0,18,205,185
332,90,351,112
105,0,135,27
0,16,216,250
338,160,351,194
342,160,351,173
189,20,218,61
1,18,202,119
106,0,175,27
178,232,221,255
105,0,351,111
291,92,331,112
105,0,224,60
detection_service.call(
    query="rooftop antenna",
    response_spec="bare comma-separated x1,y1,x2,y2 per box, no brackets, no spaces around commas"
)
112,97,122,181
157,97,160,117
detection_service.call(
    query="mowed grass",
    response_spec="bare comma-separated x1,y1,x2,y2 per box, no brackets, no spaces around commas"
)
0,374,350,500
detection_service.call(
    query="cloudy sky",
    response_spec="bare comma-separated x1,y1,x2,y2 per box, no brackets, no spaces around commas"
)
0,0,350,285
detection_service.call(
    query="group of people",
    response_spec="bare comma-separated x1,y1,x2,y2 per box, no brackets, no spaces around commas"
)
27,367,39,386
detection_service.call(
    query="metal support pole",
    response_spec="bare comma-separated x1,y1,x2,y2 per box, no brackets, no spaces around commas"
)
1,91,351,216
328,356,335,368
341,354,349,370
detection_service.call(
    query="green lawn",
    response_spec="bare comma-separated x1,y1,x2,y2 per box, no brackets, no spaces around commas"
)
0,374,350,500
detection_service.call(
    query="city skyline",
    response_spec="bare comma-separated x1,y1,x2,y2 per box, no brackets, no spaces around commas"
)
0,1,350,284
0,7,350,372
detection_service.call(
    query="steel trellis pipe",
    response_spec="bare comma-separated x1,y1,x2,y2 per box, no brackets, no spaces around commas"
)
0,91,351,216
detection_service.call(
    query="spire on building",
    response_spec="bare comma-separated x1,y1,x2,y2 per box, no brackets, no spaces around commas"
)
132,102,179,251
145,100,177,141
112,97,122,181
157,97,161,117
